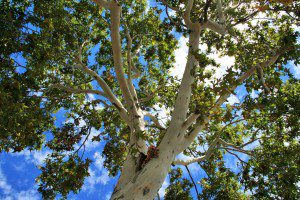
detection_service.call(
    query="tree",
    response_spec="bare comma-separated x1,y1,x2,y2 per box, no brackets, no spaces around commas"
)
1,0,299,199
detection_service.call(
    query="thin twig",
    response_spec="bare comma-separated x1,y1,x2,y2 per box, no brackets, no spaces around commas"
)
74,127,92,155
185,166,200,200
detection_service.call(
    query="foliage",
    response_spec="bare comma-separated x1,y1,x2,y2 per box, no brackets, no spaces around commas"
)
1,0,299,199
165,168,193,200
242,81,300,199
198,155,249,200
37,153,91,199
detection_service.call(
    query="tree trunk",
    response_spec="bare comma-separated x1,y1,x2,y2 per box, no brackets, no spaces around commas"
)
110,30,200,200
111,149,175,200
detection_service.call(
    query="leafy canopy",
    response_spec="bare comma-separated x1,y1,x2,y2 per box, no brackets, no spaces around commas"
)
0,0,299,199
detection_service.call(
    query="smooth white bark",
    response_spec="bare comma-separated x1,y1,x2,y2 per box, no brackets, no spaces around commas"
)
85,1,288,199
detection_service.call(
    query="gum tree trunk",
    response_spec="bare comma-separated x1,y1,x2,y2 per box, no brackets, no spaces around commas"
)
111,30,201,200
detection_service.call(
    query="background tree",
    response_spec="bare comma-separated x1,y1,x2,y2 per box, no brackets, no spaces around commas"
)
0,0,299,199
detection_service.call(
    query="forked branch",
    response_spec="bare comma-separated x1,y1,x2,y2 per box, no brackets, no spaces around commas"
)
110,2,139,115
173,138,219,165
180,50,285,151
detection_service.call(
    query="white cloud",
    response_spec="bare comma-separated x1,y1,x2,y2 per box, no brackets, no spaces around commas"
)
0,167,12,195
176,153,193,162
83,152,110,193
0,165,39,200
83,168,110,193
283,141,290,147
168,9,176,16
93,152,105,171
171,35,236,84
152,104,171,126
146,0,150,13
290,62,300,79
105,192,112,200
158,178,169,198
81,128,102,152
15,189,39,200
170,36,189,79
226,94,240,105
250,90,259,99
205,53,236,87
87,93,96,101
98,170,110,185
13,150,51,165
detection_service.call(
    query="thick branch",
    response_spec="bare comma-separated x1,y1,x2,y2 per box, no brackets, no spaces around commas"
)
110,2,138,115
182,113,199,130
183,0,198,29
124,25,139,103
75,64,126,111
203,19,226,34
161,29,201,142
198,0,227,34
216,0,225,24
180,50,284,151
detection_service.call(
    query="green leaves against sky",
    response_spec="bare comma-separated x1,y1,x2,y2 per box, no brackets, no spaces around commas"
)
1,0,299,199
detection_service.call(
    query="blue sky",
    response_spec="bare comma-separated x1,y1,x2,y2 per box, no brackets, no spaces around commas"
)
1,1,300,199
0,107,118,200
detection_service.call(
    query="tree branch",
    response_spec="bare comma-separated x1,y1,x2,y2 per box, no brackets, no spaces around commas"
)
158,0,180,12
230,11,259,28
225,149,246,165
75,64,126,111
92,0,111,9
200,0,227,34
124,23,139,104
173,138,219,165
139,84,165,103
202,0,213,22
180,50,284,151
216,0,225,24
183,0,198,29
220,147,252,155
182,113,199,130
256,65,270,93
203,19,226,34
73,126,92,155
50,84,107,97
91,99,111,108
165,5,185,27
110,2,139,115
185,166,200,199
218,138,253,155
144,112,166,130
